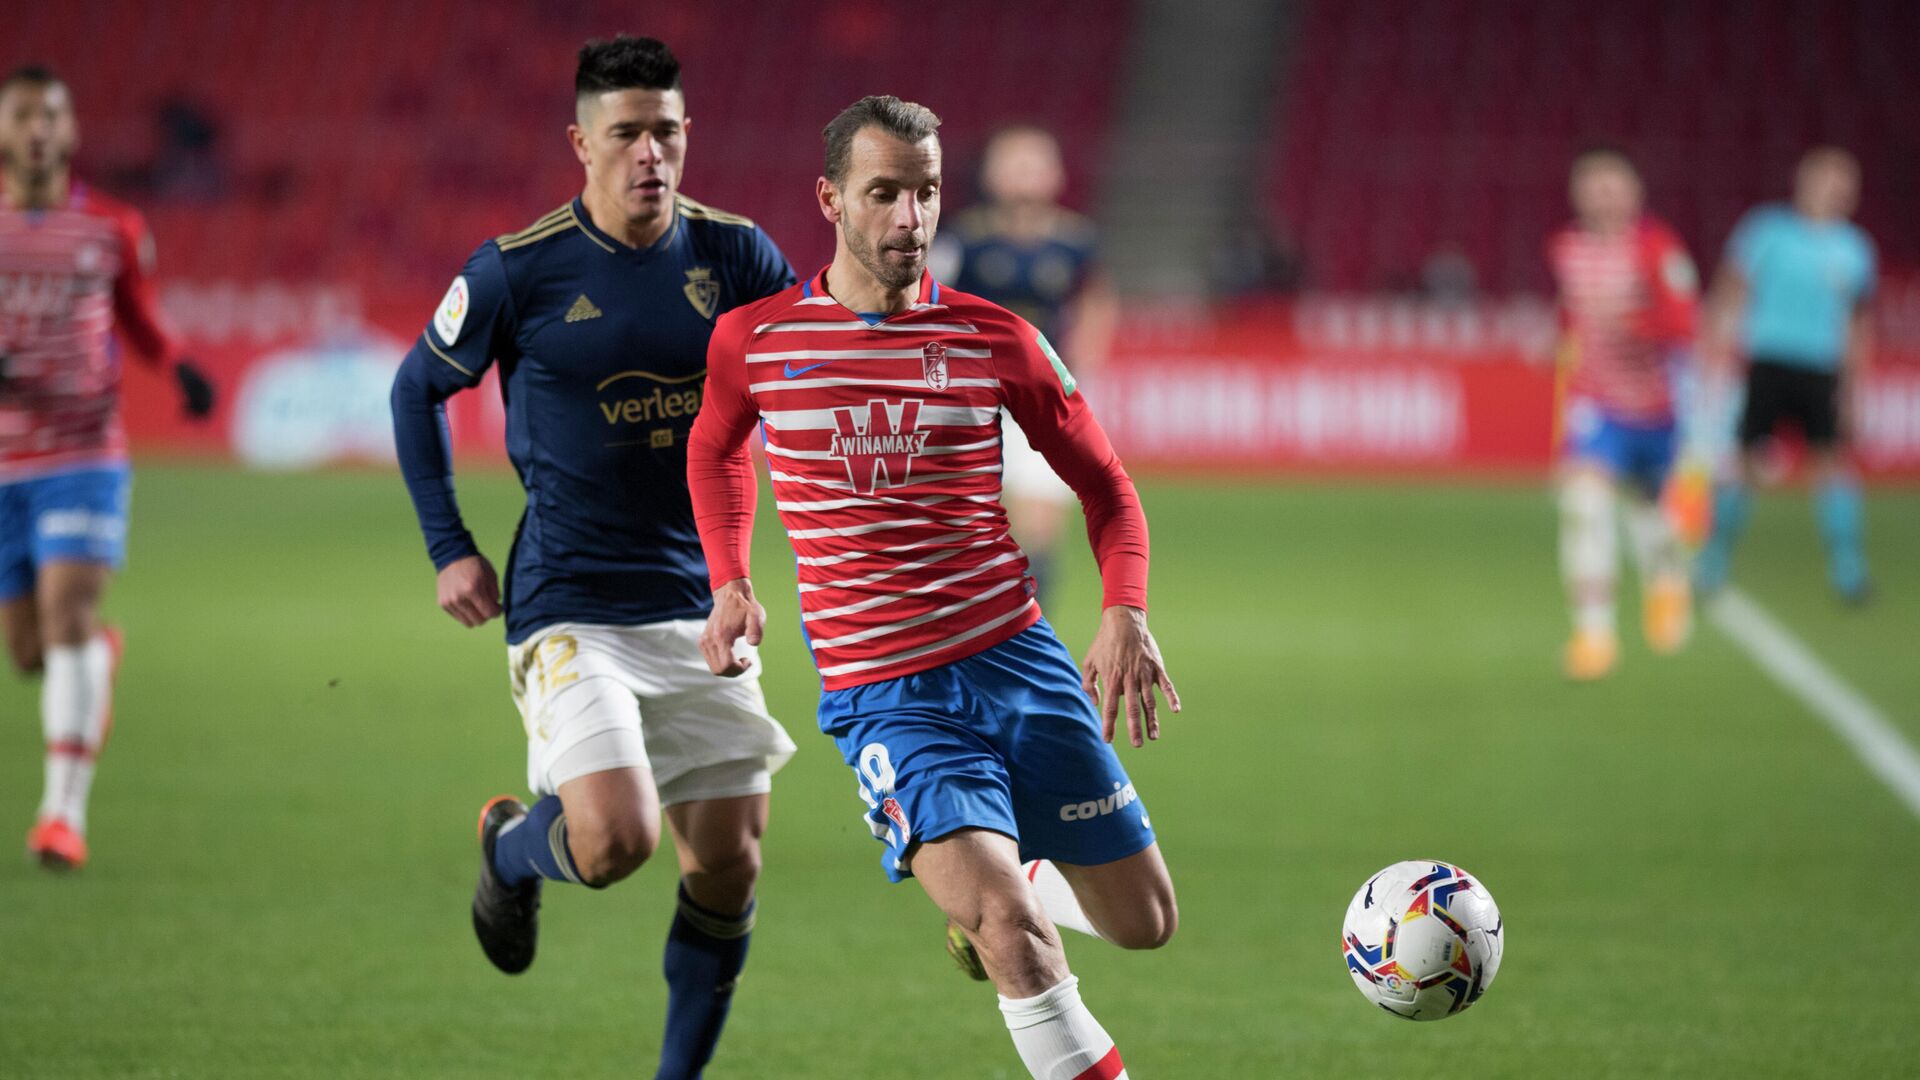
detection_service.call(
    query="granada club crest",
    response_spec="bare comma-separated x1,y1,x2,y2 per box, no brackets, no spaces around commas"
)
922,341,949,391
682,266,720,320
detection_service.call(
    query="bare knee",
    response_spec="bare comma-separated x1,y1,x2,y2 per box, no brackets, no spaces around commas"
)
1106,890,1178,951
568,811,658,888
963,892,1067,995
685,839,762,907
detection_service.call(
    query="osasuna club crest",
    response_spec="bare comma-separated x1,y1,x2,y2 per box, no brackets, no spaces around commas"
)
683,266,720,320
922,341,949,391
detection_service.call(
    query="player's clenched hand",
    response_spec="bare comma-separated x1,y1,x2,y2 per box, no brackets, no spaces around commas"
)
436,555,502,628
1082,605,1181,748
701,578,765,677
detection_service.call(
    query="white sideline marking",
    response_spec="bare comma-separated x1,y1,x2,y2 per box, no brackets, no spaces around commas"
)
1709,588,1920,820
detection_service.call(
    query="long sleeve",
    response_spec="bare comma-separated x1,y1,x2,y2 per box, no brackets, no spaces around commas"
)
391,344,480,569
110,209,177,368
995,319,1149,610
687,309,763,588
389,243,514,569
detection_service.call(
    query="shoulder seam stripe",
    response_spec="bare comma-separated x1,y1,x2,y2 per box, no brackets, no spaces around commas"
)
570,203,618,253
676,195,755,228
495,204,573,244
497,220,576,251
422,332,476,377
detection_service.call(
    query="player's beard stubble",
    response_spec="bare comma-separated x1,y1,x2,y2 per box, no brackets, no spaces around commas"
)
844,216,928,292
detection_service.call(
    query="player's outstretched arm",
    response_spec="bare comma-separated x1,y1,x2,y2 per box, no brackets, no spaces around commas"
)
688,308,770,675
699,579,765,678
391,346,499,628
1082,605,1181,748
392,247,515,627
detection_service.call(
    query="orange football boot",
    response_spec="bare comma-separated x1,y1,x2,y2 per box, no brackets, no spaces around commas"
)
1643,575,1693,656
1563,629,1619,682
27,817,88,871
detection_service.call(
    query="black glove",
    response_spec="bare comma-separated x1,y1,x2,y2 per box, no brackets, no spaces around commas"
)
174,359,215,419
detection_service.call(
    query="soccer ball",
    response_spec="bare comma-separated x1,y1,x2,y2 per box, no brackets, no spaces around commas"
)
1340,860,1503,1020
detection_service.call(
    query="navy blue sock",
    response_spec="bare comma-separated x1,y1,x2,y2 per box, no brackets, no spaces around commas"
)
656,883,754,1080
491,795,584,888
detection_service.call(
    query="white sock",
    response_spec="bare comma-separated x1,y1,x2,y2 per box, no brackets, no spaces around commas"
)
998,976,1128,1080
1559,473,1618,635
1623,495,1684,585
1025,860,1103,940
38,636,113,834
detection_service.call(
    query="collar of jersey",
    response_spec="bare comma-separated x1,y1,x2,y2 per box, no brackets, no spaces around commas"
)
571,195,681,258
803,266,939,319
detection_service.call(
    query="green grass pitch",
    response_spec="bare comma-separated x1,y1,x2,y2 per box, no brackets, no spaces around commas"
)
3,465,1918,1077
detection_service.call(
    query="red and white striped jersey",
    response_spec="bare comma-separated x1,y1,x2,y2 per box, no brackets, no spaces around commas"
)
1547,215,1699,422
690,269,1147,691
0,184,174,481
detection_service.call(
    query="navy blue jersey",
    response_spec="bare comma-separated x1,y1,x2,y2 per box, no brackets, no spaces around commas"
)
392,194,795,643
931,205,1099,342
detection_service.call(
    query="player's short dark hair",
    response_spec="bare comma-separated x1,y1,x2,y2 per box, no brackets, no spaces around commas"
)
1,64,63,95
575,36,681,101
1570,142,1636,176
823,95,942,186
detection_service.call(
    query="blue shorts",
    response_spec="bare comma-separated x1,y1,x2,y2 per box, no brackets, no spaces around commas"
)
0,465,133,602
1562,399,1677,497
819,619,1155,883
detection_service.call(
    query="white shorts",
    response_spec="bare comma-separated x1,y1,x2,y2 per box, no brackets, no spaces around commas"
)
508,620,796,806
1000,408,1074,504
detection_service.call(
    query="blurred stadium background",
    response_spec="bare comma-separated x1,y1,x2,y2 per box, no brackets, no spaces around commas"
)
5,1,1920,1076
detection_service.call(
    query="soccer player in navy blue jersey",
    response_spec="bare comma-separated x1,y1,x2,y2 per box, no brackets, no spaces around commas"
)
389,37,796,1079
930,126,1117,606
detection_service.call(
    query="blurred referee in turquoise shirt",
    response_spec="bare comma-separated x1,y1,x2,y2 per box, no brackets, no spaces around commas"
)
1697,148,1877,603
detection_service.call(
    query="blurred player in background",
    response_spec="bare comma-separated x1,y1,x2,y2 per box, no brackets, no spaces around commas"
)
389,38,795,1079
930,125,1116,607
1547,148,1700,680
0,65,214,870
691,96,1176,1080
1695,148,1876,603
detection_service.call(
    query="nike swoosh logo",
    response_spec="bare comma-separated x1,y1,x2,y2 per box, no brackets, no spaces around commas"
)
783,361,833,379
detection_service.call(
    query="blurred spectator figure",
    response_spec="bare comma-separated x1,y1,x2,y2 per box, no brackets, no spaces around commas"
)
1420,247,1478,306
1210,214,1307,295
930,124,1117,605
151,100,223,200
114,98,227,203
1695,148,1877,603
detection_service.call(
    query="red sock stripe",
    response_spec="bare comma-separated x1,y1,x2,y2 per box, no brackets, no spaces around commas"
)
1027,861,1042,882
1072,1046,1124,1080
46,739,95,760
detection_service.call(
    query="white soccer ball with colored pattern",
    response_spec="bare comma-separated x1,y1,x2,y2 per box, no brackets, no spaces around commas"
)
1340,860,1503,1020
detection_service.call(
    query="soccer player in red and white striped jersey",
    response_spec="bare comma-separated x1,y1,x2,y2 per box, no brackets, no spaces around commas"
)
1547,147,1700,679
1,66,214,869
689,97,1175,1080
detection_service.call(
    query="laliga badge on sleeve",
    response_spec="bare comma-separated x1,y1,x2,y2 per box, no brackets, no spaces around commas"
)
433,275,470,346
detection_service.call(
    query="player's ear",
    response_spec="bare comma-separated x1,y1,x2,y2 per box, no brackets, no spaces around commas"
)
816,176,842,224
567,123,590,168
